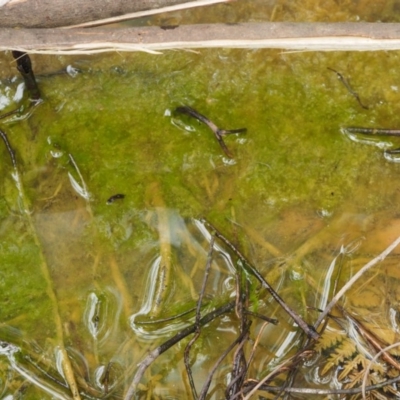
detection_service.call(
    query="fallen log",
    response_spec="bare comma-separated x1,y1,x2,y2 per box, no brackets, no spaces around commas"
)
1,23,400,54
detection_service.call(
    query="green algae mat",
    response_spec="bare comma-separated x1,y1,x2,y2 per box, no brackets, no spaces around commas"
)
2,46,400,399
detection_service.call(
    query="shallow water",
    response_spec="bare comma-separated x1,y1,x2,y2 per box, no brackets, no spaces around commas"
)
2,4,400,400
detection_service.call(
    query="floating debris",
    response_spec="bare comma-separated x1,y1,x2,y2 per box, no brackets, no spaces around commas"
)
328,67,368,110
175,105,247,158
106,193,125,204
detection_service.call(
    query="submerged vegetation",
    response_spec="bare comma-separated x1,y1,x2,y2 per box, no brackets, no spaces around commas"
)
2,4,400,398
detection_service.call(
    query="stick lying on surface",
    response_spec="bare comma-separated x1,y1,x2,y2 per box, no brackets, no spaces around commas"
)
2,23,400,54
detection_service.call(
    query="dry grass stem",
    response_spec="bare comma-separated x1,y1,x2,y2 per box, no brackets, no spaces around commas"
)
315,234,400,329
66,0,230,28
362,341,400,399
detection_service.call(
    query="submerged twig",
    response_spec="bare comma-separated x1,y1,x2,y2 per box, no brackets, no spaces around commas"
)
243,375,400,395
245,310,278,325
226,329,250,399
198,327,250,400
328,68,368,109
134,307,196,325
0,129,17,168
12,51,41,101
0,106,23,121
184,235,215,399
203,219,319,340
229,321,269,400
175,106,246,158
343,126,400,155
226,268,250,399
124,301,235,400
242,350,312,400
343,127,400,136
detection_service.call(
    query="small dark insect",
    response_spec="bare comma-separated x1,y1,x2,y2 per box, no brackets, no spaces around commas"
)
106,194,125,204
175,105,247,158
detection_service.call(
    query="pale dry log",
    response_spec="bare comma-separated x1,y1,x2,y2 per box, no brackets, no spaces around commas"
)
0,0,227,28
2,23,400,54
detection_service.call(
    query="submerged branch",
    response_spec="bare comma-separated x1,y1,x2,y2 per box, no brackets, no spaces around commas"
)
203,219,319,340
0,129,17,168
198,327,250,400
124,301,235,400
243,375,400,396
343,127,400,136
184,235,215,399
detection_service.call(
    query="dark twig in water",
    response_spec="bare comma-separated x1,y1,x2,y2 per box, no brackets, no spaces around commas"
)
344,126,400,136
134,306,197,325
283,253,348,400
0,107,23,121
245,310,278,325
343,126,400,156
243,349,314,399
386,148,400,155
328,68,368,109
198,327,250,400
175,105,247,158
184,235,215,399
0,101,41,122
226,272,250,399
124,301,235,400
0,129,17,168
242,375,400,395
12,51,41,101
226,325,250,399
202,219,319,340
